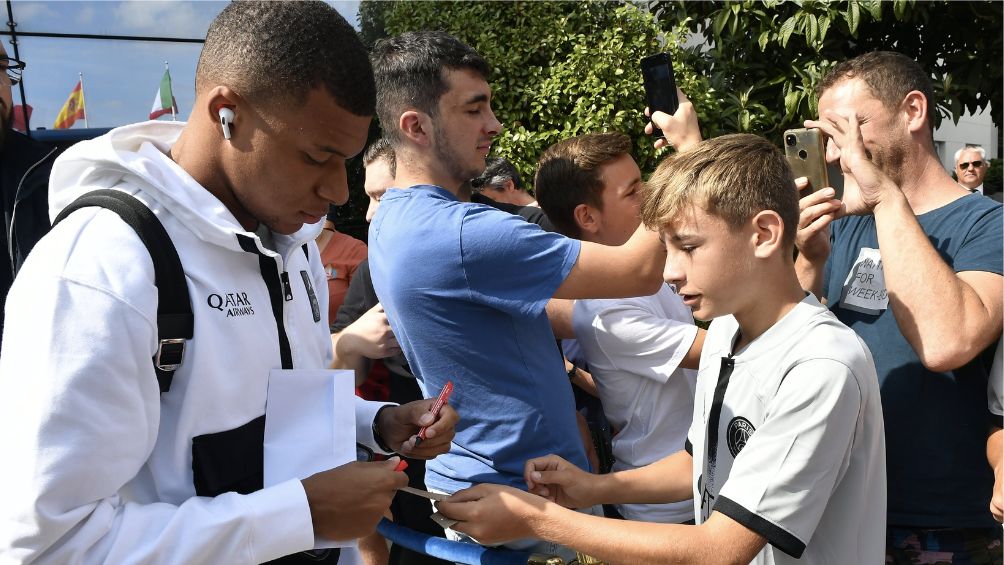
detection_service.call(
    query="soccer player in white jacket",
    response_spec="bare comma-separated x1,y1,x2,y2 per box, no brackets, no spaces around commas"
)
0,3,456,564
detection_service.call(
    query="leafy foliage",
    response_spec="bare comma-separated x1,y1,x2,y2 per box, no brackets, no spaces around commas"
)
985,158,1003,194
652,0,1003,137
359,0,706,187
345,0,1001,229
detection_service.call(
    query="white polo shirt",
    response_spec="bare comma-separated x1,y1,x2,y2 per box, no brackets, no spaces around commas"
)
686,295,886,564
573,284,698,523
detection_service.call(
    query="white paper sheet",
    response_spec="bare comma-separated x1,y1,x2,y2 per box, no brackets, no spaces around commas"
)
264,368,357,550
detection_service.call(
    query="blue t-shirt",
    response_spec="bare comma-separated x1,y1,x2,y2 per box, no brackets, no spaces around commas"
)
823,192,1003,528
368,185,587,493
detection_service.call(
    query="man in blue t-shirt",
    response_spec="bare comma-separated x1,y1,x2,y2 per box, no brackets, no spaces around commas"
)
366,31,665,556
796,51,1003,562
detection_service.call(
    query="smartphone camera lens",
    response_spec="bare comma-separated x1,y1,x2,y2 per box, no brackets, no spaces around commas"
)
798,149,808,160
785,134,797,147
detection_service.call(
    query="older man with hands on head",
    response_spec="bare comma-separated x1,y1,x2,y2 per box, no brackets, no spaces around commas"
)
795,51,1002,563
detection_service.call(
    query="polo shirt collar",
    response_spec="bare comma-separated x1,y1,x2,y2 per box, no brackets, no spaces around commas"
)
730,293,823,360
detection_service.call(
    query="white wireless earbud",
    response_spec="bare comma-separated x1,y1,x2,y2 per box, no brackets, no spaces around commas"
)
218,106,235,140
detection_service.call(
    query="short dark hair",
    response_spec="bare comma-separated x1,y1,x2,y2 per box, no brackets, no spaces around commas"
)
472,158,522,191
363,137,396,177
534,132,633,238
371,31,490,144
641,134,799,250
818,51,936,132
196,1,374,116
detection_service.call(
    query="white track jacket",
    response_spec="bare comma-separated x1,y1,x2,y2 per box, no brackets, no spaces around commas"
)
0,122,387,564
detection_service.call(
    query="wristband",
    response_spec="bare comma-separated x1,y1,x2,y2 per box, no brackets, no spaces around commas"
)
372,405,395,453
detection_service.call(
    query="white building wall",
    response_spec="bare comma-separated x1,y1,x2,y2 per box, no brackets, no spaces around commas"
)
933,107,999,172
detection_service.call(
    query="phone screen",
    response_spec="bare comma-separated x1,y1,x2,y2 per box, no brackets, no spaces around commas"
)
641,53,679,138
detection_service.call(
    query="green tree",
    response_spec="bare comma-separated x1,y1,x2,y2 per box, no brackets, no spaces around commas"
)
359,0,707,187
652,0,1003,138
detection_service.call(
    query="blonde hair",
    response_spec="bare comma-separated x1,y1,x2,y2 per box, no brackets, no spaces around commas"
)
640,133,799,248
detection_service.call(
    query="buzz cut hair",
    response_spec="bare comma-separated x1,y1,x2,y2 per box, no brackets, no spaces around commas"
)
534,132,633,239
196,0,374,116
640,133,799,249
363,137,396,178
817,51,936,132
371,31,490,145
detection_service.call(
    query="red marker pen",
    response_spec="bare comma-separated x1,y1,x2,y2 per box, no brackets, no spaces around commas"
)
414,380,453,447
394,459,409,472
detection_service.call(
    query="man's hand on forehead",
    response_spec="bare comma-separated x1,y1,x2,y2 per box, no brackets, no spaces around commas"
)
805,109,894,215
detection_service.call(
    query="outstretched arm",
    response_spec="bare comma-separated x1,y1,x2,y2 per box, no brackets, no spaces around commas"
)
551,90,706,302
554,225,666,300
439,485,765,565
523,450,694,509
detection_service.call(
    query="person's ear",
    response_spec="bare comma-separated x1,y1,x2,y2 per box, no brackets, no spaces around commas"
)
574,203,600,236
400,110,432,146
205,87,245,142
751,210,785,259
503,179,516,193
901,90,929,134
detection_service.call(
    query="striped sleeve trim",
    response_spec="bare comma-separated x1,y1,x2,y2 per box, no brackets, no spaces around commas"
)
715,495,806,558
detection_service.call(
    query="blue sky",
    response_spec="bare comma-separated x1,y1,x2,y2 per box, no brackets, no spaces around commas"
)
8,1,361,130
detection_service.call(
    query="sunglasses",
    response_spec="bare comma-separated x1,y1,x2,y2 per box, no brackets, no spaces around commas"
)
959,160,985,170
0,57,25,86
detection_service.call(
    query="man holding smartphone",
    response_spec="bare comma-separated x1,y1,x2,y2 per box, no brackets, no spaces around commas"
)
795,51,1002,563
366,30,666,560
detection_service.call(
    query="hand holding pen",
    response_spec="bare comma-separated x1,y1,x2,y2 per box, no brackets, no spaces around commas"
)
415,380,453,447
375,380,457,459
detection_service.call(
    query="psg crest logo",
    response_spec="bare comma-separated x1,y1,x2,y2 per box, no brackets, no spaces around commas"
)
726,416,755,457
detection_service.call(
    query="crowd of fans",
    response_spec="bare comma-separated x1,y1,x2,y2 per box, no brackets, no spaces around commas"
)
0,2,1000,565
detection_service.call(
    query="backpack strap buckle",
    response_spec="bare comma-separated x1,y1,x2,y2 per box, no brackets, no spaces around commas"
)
155,338,187,372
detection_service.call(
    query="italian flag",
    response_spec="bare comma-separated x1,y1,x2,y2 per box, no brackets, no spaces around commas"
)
150,68,178,120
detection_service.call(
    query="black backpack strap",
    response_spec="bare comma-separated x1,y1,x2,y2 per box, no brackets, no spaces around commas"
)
52,189,193,393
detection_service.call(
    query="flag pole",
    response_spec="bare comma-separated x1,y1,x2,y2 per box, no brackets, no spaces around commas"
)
79,72,89,128
165,61,175,121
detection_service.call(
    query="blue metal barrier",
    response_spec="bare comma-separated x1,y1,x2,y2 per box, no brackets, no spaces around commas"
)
376,518,552,565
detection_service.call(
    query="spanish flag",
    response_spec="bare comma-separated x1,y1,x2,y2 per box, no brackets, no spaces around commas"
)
54,80,85,129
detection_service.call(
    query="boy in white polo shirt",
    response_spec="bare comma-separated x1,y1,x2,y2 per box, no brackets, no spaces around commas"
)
439,133,887,565
535,131,704,525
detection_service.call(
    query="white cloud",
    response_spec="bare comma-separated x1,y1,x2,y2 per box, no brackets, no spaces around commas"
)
76,5,95,25
114,1,215,38
9,2,58,25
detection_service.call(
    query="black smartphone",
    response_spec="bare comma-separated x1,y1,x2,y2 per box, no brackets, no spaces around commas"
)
641,53,679,139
